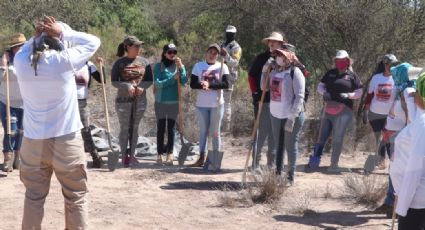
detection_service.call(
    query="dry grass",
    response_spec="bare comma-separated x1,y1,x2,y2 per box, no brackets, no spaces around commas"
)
247,168,288,204
289,191,314,215
343,174,388,207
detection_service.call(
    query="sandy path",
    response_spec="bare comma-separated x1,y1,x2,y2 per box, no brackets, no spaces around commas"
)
0,133,394,230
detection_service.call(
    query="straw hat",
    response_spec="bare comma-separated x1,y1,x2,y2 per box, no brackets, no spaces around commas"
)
8,33,26,48
262,32,285,44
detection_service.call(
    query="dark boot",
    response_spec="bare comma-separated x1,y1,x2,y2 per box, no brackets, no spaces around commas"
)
90,150,103,168
189,153,205,167
308,143,323,169
13,150,20,169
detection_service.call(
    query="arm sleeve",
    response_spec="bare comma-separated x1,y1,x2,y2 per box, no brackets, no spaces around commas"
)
60,30,101,72
364,93,374,108
190,74,203,89
317,82,326,95
349,88,363,99
224,47,241,68
111,60,132,90
140,64,153,89
290,68,305,117
368,76,375,94
179,66,188,85
396,128,425,216
154,64,177,89
209,74,230,89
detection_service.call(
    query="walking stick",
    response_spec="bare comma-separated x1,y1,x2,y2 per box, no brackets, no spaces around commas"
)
391,195,398,230
98,59,119,171
242,66,272,184
3,56,13,173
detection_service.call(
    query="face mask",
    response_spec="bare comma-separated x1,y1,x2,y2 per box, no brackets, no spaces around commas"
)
335,59,349,71
276,56,288,67
225,32,235,43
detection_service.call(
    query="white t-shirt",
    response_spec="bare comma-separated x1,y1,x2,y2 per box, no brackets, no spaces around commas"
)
390,111,425,216
192,61,229,108
385,87,416,131
266,68,305,119
368,73,395,115
14,30,101,139
76,61,97,99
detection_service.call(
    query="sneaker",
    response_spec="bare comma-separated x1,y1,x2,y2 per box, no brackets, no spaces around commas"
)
92,156,104,168
129,156,139,165
122,155,130,168
156,154,163,165
376,158,386,170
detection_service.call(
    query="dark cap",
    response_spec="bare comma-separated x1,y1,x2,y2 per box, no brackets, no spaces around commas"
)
163,43,177,52
382,54,399,65
123,35,144,46
207,43,220,52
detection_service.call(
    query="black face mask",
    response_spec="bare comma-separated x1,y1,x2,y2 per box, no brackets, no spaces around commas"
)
225,32,236,44
163,58,174,67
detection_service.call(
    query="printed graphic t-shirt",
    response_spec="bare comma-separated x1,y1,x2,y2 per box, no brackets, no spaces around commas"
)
368,73,395,115
192,61,229,108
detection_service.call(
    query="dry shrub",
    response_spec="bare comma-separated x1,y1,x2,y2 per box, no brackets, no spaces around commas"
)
343,174,388,207
289,191,314,215
324,183,334,199
247,168,288,204
216,185,253,208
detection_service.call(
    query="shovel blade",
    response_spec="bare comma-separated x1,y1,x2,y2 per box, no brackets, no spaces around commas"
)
107,151,119,171
363,154,378,174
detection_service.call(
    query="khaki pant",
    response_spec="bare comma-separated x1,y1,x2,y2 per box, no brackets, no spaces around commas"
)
20,132,88,230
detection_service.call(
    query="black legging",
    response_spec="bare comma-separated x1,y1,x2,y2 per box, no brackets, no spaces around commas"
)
155,102,178,154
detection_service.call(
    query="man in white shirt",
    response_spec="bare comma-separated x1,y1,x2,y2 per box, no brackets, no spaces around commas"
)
14,16,100,229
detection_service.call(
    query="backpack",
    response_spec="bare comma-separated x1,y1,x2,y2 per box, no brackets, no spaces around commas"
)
290,65,310,104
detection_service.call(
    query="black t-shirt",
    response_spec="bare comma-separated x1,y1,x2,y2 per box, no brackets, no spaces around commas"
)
321,68,362,109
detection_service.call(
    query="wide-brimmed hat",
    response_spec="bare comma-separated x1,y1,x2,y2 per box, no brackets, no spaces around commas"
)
123,35,144,46
207,43,220,52
382,54,399,65
262,32,285,44
408,66,423,80
335,50,349,59
8,33,26,48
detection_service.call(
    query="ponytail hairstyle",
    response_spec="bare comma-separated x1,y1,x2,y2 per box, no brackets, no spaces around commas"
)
373,61,386,75
116,42,127,57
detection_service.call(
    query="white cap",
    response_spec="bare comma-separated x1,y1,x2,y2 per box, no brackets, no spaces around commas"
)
408,66,423,80
335,50,349,59
225,25,237,33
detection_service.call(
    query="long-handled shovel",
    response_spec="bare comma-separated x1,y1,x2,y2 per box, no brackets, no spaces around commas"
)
391,195,398,230
98,60,120,171
175,69,192,166
241,66,272,184
3,57,14,173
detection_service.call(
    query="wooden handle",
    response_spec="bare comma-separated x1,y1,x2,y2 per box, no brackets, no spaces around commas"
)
176,71,184,136
99,61,111,134
4,64,11,135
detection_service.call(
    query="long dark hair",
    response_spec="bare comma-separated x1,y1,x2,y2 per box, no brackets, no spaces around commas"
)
373,61,386,75
116,43,128,57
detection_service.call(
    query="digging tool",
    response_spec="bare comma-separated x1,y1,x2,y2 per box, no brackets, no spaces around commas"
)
175,65,191,166
2,55,15,173
98,59,119,171
391,195,398,230
241,65,272,184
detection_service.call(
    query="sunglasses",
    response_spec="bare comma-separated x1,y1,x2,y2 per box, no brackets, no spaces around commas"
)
167,50,177,55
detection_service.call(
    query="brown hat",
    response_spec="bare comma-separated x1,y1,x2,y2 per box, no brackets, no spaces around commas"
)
123,35,144,46
8,33,26,48
207,43,220,52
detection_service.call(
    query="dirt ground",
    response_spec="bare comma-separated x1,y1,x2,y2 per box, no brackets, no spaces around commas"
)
0,130,395,230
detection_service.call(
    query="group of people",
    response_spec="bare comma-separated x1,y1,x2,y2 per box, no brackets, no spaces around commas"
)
1,15,424,229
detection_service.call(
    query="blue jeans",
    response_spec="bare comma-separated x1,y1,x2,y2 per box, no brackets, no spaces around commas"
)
252,102,275,168
0,101,23,152
270,112,305,180
317,107,353,167
197,104,224,153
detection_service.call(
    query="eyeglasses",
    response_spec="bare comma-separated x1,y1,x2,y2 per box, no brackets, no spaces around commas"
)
167,50,177,55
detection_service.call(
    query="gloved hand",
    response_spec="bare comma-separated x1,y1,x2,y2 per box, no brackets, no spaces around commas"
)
262,57,275,73
362,109,368,124
323,92,332,101
285,117,295,132
340,92,350,99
